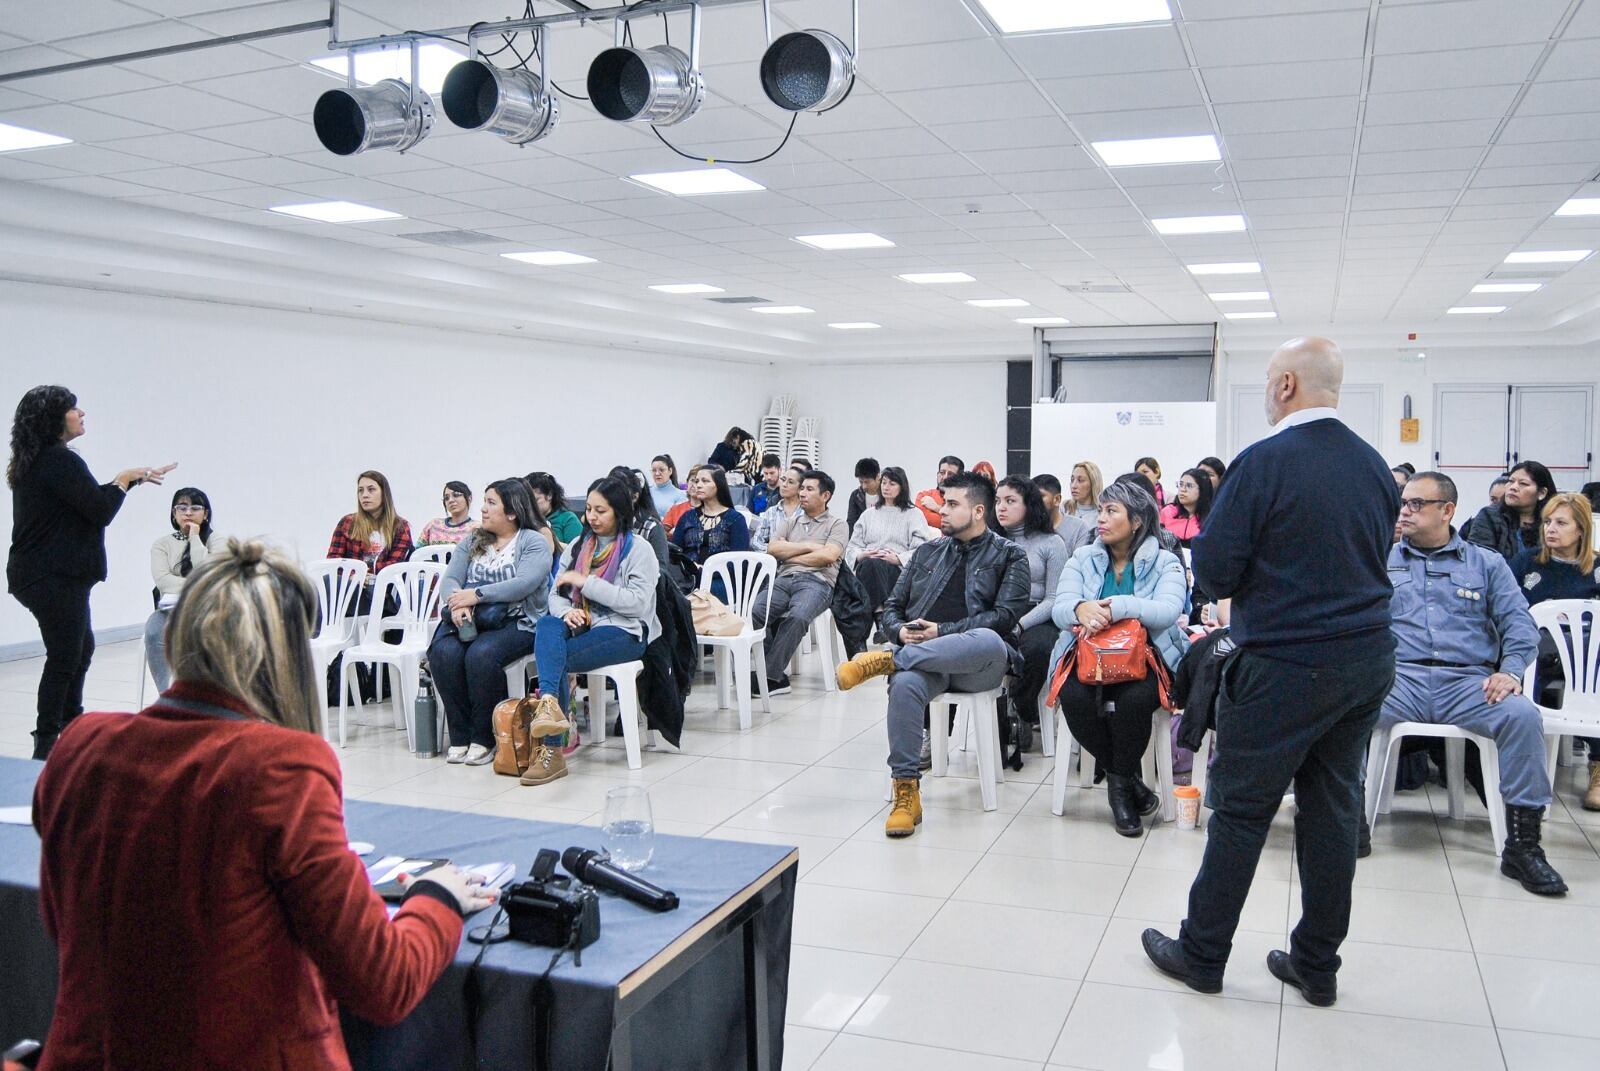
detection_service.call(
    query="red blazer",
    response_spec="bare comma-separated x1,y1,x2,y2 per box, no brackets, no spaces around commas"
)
32,682,462,1071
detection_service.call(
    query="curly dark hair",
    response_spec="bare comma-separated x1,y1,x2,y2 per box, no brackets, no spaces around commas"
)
8,385,76,489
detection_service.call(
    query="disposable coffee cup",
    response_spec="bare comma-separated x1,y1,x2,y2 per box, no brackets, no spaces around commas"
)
1174,785,1202,830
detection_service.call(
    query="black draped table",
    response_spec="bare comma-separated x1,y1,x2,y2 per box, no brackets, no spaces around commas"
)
0,757,796,1071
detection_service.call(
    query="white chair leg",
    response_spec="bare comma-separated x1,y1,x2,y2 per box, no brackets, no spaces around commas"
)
989,700,1006,785
714,647,730,710
817,619,838,693
590,680,608,744
1481,739,1506,856
616,673,643,771
336,660,354,748
1051,711,1070,816
1363,730,1389,827
731,644,753,730
1545,734,1562,798
1445,736,1467,820
1375,731,1404,818
930,701,950,778
753,642,772,714
971,699,999,812
137,643,149,709
1037,684,1055,757
1154,709,1176,823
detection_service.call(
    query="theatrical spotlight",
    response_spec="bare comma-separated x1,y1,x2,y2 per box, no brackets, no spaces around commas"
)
759,0,857,112
587,3,704,126
442,58,559,145
314,77,434,155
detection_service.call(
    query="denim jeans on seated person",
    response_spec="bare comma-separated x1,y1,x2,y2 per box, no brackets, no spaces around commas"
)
144,609,172,693
534,614,647,711
886,628,1011,781
428,623,535,750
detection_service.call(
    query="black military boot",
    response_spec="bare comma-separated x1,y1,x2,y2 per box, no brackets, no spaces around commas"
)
1500,804,1568,896
1104,773,1145,837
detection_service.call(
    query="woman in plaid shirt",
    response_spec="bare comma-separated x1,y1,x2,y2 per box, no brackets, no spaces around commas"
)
327,470,414,580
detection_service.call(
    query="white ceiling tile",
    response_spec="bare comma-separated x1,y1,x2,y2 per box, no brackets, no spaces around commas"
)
200,155,344,185
1369,45,1544,93
1069,106,1215,141
781,0,986,47
1226,127,1355,159
1185,10,1370,67
928,115,1077,151
1230,154,1350,181
1002,24,1191,80
1358,118,1502,152
1,1,158,44
801,126,955,159
863,39,1022,93
851,153,985,182
1482,140,1600,165
1472,163,1597,187
1200,59,1364,103
1362,85,1522,125
82,84,277,127
0,101,166,142
884,81,1055,127
1352,170,1468,193
1538,38,1600,82
968,145,1097,176
115,165,254,193
1215,96,1358,134
0,154,77,181
1374,0,1571,54
1499,112,1600,144
1357,147,1486,174
1040,69,1204,115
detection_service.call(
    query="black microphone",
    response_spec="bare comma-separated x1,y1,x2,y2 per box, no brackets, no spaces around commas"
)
561,847,679,913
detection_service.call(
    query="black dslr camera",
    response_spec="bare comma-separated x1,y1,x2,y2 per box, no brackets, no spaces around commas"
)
503,849,600,951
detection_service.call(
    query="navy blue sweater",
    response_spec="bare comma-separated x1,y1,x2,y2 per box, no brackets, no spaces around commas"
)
1191,417,1399,665
1510,548,1600,606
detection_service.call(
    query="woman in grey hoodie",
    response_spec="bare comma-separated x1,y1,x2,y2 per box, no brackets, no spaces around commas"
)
994,474,1068,752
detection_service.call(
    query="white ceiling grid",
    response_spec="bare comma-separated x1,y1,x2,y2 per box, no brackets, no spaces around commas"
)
0,0,1598,354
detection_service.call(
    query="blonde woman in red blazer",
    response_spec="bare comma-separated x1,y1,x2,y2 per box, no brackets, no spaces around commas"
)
32,540,495,1071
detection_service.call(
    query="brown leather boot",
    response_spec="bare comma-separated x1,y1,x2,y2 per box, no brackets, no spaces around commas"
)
1584,761,1600,812
885,778,922,838
837,650,895,691
527,694,570,739
519,741,568,786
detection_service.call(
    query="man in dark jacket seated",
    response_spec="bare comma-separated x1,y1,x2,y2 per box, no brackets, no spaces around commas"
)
834,472,1030,839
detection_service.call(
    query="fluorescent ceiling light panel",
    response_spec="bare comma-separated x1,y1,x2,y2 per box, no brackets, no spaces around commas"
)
829,322,882,330
1503,249,1591,264
1223,311,1277,320
1207,291,1270,302
898,271,976,284
628,168,765,196
751,305,813,314
269,200,402,223
501,251,597,266
1091,134,1219,168
0,121,72,153
649,283,724,294
1554,197,1600,217
1471,282,1541,294
968,298,1029,308
1447,305,1505,315
1153,214,1246,235
310,43,464,95
1187,261,1261,275
972,0,1172,33
1017,316,1069,325
795,232,895,250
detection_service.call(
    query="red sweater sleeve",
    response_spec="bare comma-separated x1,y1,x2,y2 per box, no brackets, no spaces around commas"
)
258,741,462,1026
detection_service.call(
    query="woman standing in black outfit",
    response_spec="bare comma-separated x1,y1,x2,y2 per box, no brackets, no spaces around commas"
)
7,386,174,758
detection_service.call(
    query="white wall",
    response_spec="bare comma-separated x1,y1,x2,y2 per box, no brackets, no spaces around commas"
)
0,280,776,650
786,360,1009,495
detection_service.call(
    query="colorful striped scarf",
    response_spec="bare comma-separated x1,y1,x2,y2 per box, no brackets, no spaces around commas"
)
571,531,631,611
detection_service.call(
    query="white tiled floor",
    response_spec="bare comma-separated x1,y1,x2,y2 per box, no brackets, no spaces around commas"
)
4,640,1599,1070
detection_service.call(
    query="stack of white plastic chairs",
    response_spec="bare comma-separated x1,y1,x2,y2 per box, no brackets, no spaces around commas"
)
789,416,820,470
759,395,796,466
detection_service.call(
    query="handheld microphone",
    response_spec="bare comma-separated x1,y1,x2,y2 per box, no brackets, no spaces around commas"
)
561,847,679,913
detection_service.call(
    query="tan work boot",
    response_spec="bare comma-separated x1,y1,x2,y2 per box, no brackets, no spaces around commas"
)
885,778,922,838
520,742,568,786
527,693,570,739
837,649,895,691
1585,761,1600,812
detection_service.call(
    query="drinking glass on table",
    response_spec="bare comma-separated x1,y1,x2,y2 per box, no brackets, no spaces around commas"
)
602,785,655,872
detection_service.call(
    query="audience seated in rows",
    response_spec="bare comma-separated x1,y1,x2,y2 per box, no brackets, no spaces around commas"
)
846,457,881,533
609,465,671,570
1464,460,1557,562
144,486,223,692
650,454,687,517
524,476,661,786
993,475,1067,754
670,465,749,598
1052,481,1190,837
753,470,849,696
526,471,582,546
1115,472,1182,554
835,472,1030,838
751,465,804,551
1160,468,1214,549
426,478,552,767
914,455,964,528
1032,473,1093,552
1380,471,1566,895
662,463,702,531
844,465,931,615
417,481,479,546
1064,460,1104,522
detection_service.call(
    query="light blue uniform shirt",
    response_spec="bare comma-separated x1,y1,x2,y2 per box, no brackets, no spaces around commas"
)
1387,531,1538,678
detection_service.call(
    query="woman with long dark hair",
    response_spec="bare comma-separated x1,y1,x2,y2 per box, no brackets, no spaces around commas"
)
669,465,750,598
1465,459,1558,561
993,474,1067,754
844,466,930,612
526,471,582,545
609,464,670,568
522,476,661,786
1196,456,1227,490
145,487,224,693
7,385,174,758
1159,468,1215,547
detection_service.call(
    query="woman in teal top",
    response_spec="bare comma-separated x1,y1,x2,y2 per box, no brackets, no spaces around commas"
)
1049,481,1189,838
526,471,583,545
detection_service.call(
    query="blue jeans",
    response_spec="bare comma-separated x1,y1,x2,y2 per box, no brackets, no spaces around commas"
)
428,622,535,749
144,609,172,693
534,615,647,710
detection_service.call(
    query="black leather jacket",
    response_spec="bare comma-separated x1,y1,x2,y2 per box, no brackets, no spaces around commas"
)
880,529,1032,670
1463,504,1536,563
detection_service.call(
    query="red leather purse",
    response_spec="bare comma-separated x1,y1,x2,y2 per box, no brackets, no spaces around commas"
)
1046,619,1175,710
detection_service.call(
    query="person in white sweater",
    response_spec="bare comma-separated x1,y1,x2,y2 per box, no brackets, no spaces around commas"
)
144,487,226,693
845,466,933,612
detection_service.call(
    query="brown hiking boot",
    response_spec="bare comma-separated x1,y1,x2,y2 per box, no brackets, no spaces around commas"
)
885,778,922,838
1585,761,1600,812
519,742,568,786
527,693,570,739
837,650,895,691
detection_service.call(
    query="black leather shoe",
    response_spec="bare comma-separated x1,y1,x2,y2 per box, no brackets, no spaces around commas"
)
1105,773,1145,837
1357,813,1371,859
1131,777,1160,817
1140,929,1221,994
1267,950,1336,1007
1501,804,1568,896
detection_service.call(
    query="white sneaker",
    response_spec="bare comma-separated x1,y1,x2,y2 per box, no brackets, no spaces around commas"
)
464,743,495,766
446,746,469,764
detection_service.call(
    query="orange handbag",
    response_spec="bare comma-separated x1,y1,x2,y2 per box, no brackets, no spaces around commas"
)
1046,619,1175,710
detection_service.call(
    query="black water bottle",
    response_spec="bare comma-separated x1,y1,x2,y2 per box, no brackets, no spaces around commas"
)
413,677,440,757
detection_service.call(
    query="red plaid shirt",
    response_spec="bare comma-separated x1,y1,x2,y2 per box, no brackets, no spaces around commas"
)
326,514,414,573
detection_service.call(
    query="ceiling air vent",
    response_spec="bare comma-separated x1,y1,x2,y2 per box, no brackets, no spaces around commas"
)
707,295,771,304
399,230,506,246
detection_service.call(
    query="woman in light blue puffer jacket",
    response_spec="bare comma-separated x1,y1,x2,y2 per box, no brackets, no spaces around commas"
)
1048,481,1190,837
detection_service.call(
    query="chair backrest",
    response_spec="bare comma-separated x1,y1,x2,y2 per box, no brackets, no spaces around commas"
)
364,561,445,646
1530,600,1600,714
410,543,456,566
305,559,368,645
700,551,776,624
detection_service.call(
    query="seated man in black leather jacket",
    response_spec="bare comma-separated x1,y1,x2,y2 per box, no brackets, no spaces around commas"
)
835,471,1030,838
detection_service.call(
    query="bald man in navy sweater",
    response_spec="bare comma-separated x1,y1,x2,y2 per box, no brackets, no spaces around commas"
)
1142,337,1400,1009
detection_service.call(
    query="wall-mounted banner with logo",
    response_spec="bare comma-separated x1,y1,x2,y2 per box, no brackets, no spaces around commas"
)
1032,402,1218,494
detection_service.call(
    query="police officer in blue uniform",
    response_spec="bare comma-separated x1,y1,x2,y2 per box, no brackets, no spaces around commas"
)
1379,471,1566,896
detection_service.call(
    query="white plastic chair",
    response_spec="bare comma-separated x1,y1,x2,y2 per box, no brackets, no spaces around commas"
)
336,561,444,749
1051,707,1176,821
887,688,1006,811
1365,723,1506,855
410,543,456,566
790,608,840,692
1524,600,1600,793
305,559,368,730
586,660,656,770
698,552,776,730
504,653,536,697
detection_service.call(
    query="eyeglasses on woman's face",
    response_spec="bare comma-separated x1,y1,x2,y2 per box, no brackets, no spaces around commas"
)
443,491,466,503
173,504,207,514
